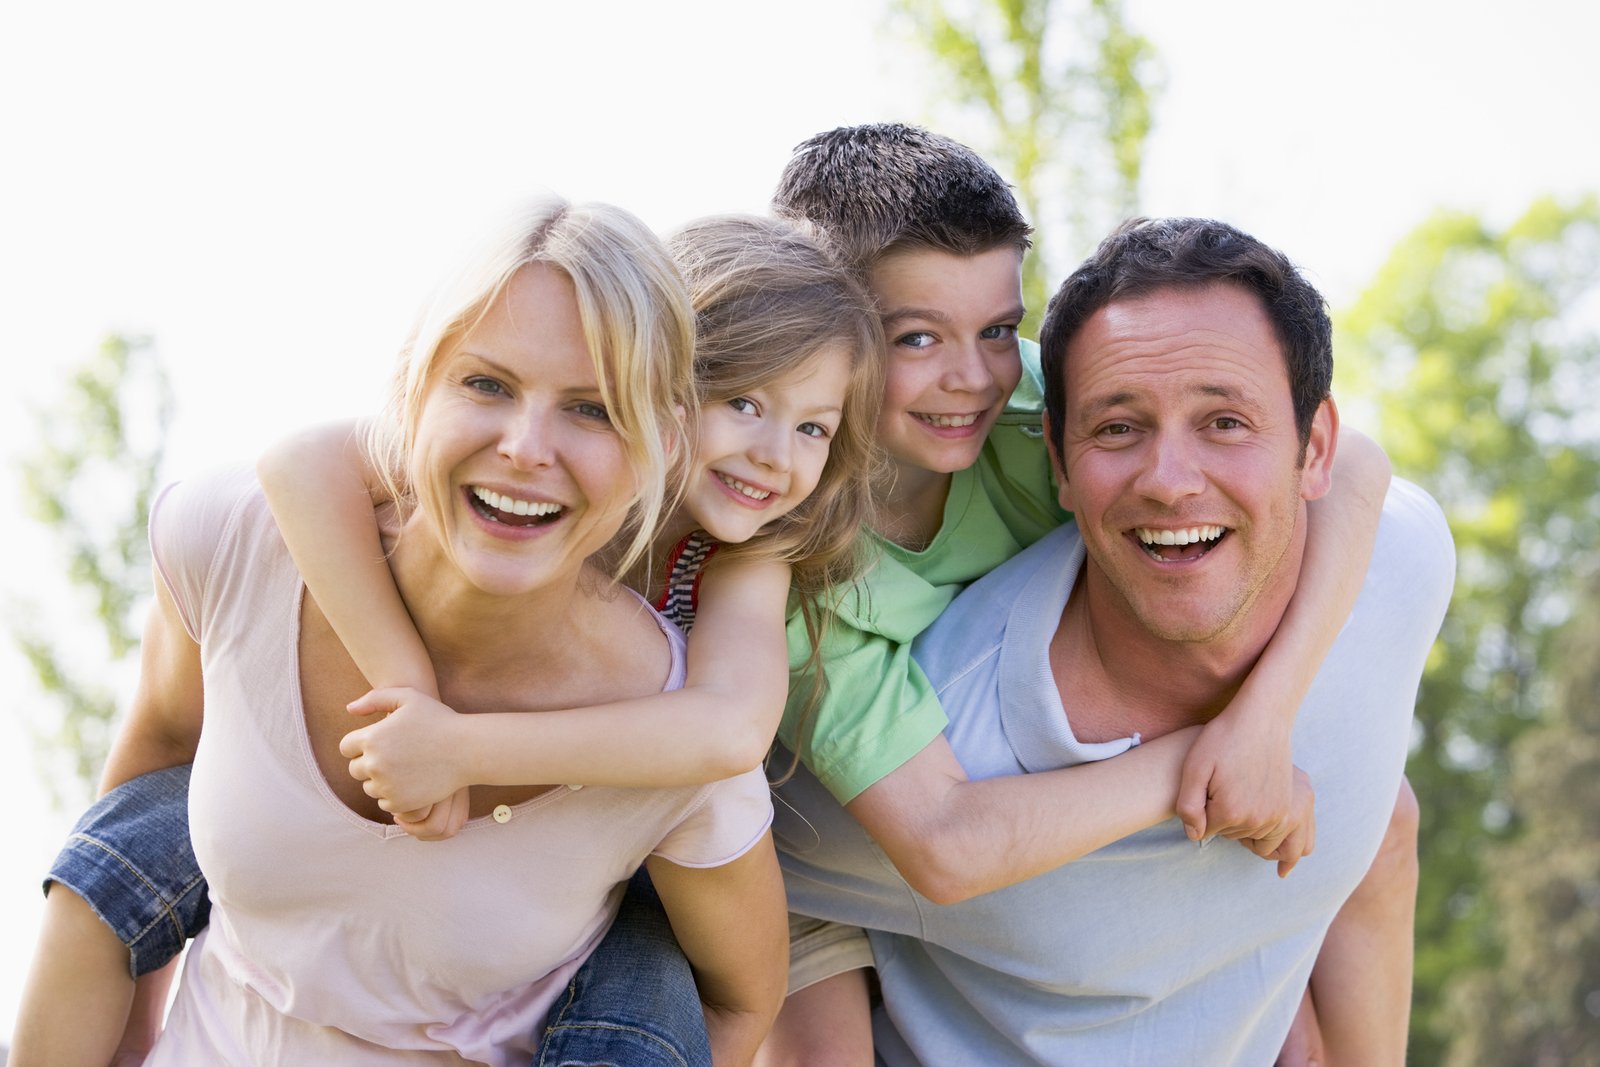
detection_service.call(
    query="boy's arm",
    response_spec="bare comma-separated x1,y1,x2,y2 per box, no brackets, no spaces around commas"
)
1175,428,1391,846
257,419,438,696
646,837,789,1066
845,727,1203,905
101,569,206,791
340,559,792,810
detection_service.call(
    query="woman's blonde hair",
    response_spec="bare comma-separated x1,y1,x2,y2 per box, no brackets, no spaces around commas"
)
668,214,886,777
369,196,695,577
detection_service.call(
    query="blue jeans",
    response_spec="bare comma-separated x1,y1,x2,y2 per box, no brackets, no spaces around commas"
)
536,867,711,1067
45,764,208,978
47,765,708,1065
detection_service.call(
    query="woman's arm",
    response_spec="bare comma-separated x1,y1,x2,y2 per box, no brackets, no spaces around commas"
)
1173,426,1391,846
257,419,438,696
646,836,789,1066
340,558,792,813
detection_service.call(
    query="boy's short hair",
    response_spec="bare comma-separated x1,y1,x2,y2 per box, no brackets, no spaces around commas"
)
771,123,1032,276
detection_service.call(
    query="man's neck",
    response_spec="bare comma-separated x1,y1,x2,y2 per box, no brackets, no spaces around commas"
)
1049,570,1280,743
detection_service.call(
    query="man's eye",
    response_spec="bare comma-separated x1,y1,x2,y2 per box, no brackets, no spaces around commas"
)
1100,423,1132,437
1213,416,1243,430
464,375,506,396
729,396,759,415
895,331,935,350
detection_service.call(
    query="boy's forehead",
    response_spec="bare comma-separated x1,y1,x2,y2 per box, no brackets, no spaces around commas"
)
869,245,1024,319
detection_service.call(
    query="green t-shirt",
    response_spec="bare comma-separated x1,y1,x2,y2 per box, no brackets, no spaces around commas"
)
780,341,1070,803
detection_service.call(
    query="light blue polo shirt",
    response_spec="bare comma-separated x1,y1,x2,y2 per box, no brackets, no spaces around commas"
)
773,479,1455,1066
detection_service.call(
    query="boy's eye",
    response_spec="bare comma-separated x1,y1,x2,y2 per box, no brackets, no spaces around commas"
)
895,331,936,350
728,396,759,415
980,324,1020,342
464,375,507,396
798,422,831,440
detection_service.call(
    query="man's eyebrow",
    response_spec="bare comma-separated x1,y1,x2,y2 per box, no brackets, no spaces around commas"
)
1076,383,1255,419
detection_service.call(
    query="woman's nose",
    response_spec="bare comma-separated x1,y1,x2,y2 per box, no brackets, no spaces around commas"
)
499,410,556,469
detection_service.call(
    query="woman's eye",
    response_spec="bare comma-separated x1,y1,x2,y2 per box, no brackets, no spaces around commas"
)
464,375,506,396
798,422,831,440
728,396,759,415
574,401,611,422
895,331,935,350
980,324,1020,342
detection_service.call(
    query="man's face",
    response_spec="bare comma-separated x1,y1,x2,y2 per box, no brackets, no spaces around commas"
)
868,245,1026,477
1052,282,1336,647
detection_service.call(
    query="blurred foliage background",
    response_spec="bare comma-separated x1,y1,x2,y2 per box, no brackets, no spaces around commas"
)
12,0,1597,1061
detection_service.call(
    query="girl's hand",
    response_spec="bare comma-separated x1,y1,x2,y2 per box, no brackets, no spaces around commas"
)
1236,767,1317,878
341,688,471,829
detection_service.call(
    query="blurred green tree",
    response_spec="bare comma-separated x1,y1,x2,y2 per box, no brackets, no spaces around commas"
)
1336,195,1600,1064
10,334,172,802
891,0,1158,335
1438,570,1600,1065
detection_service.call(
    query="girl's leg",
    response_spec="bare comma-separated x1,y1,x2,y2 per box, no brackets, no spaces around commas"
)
10,765,207,1067
1280,777,1419,1066
536,867,712,1067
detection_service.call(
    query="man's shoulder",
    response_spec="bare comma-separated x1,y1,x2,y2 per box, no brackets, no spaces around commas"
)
1364,478,1456,623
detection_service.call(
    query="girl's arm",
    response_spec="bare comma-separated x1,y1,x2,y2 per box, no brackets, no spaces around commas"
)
340,558,791,814
646,836,789,1066
1174,426,1392,846
257,419,438,696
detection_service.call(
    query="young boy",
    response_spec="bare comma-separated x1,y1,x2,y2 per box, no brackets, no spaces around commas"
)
758,123,1413,1066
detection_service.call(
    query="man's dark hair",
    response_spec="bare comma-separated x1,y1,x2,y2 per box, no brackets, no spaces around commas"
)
771,123,1032,277
1039,217,1333,454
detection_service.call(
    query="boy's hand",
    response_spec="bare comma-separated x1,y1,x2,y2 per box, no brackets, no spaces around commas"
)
341,687,471,834
1236,767,1317,877
1176,707,1296,845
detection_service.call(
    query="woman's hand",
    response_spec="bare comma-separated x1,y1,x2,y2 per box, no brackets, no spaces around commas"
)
341,688,473,837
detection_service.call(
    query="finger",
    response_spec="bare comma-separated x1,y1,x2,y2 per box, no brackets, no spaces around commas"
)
1176,762,1211,842
338,729,367,760
346,688,407,718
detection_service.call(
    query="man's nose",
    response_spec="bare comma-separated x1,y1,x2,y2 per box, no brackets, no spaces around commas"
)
1134,430,1205,505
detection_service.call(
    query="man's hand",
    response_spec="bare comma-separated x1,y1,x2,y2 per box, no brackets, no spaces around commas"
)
341,687,473,840
1177,707,1297,847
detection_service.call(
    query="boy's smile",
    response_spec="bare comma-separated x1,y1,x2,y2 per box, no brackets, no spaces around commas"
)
869,245,1026,482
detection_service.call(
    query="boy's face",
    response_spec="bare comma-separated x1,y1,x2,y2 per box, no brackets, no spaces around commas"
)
868,245,1026,476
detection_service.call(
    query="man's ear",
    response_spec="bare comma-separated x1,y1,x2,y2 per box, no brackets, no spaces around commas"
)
1042,412,1075,512
1299,396,1339,501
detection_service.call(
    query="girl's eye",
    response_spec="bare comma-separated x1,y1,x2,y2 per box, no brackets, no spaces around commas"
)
728,396,759,415
798,422,831,440
895,331,935,350
574,401,611,422
980,324,1020,342
464,375,507,396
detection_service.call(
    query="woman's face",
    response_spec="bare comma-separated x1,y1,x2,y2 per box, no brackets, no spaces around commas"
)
410,263,637,597
684,344,852,545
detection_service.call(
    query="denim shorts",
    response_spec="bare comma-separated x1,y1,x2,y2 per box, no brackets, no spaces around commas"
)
536,867,711,1067
45,764,209,979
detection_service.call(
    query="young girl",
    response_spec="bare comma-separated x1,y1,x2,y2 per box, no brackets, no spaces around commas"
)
10,211,885,1067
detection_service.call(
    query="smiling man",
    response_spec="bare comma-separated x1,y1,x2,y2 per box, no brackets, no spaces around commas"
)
772,218,1454,1064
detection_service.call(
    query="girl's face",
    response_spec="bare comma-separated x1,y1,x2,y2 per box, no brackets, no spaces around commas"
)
684,344,853,545
410,263,637,597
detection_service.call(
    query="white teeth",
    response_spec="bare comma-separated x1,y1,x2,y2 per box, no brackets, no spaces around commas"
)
472,487,562,516
1135,525,1225,546
716,473,772,501
916,412,980,428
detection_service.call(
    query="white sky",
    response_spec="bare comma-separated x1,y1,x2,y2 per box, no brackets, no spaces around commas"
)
1,0,1595,1042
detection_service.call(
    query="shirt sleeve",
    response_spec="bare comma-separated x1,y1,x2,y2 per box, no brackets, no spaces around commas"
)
148,466,261,642
650,766,774,869
780,606,950,805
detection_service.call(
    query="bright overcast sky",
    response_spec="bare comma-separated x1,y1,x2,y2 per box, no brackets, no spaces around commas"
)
0,0,1595,1038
